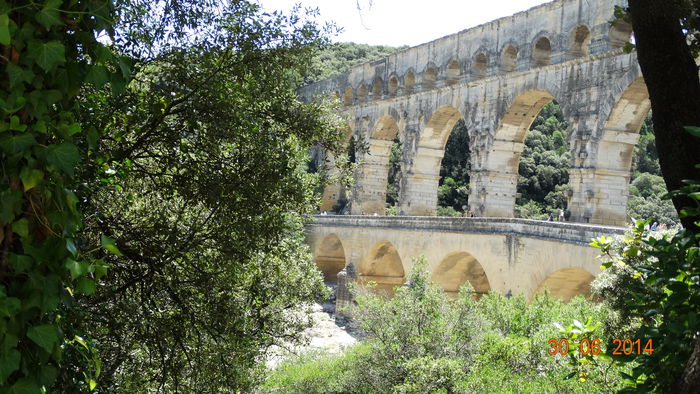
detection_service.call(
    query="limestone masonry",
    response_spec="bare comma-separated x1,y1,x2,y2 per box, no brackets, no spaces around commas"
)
301,0,643,303
300,0,645,227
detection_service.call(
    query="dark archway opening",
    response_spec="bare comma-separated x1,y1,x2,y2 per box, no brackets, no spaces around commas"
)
437,120,470,216
515,101,571,219
386,134,402,215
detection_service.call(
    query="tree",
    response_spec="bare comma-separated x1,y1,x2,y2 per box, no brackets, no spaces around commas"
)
1,0,344,391
626,0,700,233
615,1,700,390
71,2,346,390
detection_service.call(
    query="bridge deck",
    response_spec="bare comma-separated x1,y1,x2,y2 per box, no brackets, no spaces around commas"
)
309,215,625,246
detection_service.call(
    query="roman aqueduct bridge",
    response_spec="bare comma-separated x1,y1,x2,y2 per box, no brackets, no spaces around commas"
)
300,0,647,227
307,216,624,302
301,0,646,302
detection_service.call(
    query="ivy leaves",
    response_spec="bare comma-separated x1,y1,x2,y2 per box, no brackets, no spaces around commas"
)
0,14,9,45
0,0,125,391
27,40,66,72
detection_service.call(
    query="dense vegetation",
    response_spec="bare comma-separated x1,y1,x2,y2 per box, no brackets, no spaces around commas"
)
1,0,345,391
264,259,630,393
310,42,406,83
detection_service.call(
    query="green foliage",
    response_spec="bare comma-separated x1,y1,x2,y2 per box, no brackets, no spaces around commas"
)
263,345,372,393
265,259,624,393
309,42,406,83
516,102,571,212
628,173,679,225
591,216,700,391
66,3,345,391
436,205,463,217
438,120,471,212
386,134,402,207
632,114,661,177
1,0,124,390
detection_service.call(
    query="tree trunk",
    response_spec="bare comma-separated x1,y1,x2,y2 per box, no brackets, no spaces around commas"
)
628,0,700,234
628,1,700,391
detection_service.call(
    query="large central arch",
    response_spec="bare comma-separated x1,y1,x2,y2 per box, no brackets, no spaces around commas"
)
476,90,554,217
569,76,650,225
352,114,400,215
402,106,464,215
431,251,491,299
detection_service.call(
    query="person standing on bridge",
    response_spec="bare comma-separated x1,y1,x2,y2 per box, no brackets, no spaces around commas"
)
558,209,565,222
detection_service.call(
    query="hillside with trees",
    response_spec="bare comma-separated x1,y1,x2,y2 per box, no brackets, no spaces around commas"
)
309,42,407,83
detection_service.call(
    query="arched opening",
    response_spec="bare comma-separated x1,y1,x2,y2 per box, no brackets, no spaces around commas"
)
479,90,554,218
344,86,353,106
515,100,571,220
352,115,400,215
569,25,591,58
473,53,487,78
422,66,437,90
446,59,460,85
438,119,470,216
405,71,415,94
500,45,518,72
372,78,383,100
431,252,490,299
535,267,595,303
609,21,633,49
360,241,405,296
333,91,340,100
358,83,368,104
315,234,346,283
402,106,462,216
532,37,551,67
386,133,401,214
388,75,399,97
320,127,354,212
571,76,675,226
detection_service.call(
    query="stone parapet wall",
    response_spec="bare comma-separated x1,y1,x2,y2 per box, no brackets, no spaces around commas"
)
310,216,625,246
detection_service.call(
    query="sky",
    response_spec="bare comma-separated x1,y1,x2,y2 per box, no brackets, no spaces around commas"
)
257,0,551,47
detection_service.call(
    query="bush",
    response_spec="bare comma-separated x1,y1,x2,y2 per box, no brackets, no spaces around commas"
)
264,258,625,393
437,206,463,217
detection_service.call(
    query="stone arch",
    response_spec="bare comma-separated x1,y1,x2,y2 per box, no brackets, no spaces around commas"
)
358,83,368,104
352,114,401,215
569,25,591,58
388,75,399,97
419,106,463,149
609,21,633,49
473,52,488,78
571,76,649,225
535,267,595,302
500,44,518,73
431,251,490,299
446,59,461,85
532,36,552,66
344,86,353,106
401,106,463,215
372,78,383,99
320,127,355,211
479,90,555,217
314,234,346,283
404,70,415,94
360,241,405,295
422,64,437,90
